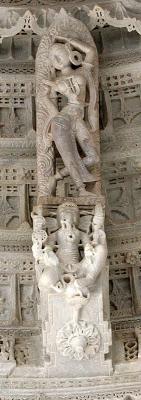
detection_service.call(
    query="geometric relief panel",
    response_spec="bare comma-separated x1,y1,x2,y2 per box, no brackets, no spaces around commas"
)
103,163,141,225
14,335,42,366
0,257,37,326
108,250,141,270
109,276,133,320
0,333,42,366
108,247,141,322
101,69,141,134
105,177,131,223
0,276,11,322
28,183,37,215
110,85,141,130
0,80,35,139
0,190,19,229
0,105,25,138
124,335,138,362
131,266,141,315
0,165,37,229
18,274,37,324
0,335,15,362
113,329,138,363
132,176,141,219
0,36,39,65
19,276,36,323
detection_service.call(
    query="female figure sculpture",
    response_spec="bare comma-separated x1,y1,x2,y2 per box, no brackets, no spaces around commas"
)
36,11,99,198
44,38,99,196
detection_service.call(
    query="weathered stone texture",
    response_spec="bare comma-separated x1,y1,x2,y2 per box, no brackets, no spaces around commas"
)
0,2,141,400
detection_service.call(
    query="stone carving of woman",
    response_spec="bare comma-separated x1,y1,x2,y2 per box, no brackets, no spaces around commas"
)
36,10,99,199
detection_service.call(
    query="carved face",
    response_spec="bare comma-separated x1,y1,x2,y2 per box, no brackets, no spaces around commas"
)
57,202,79,227
50,43,70,70
58,209,79,227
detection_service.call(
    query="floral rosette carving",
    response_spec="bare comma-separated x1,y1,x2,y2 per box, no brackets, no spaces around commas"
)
56,320,100,361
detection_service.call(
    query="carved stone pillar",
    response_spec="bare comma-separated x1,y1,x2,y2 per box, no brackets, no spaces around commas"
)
32,8,112,379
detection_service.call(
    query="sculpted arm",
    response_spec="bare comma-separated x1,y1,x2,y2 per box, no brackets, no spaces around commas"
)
57,36,97,64
77,231,107,289
90,202,107,282
47,232,57,248
80,231,90,246
91,230,107,281
42,77,69,99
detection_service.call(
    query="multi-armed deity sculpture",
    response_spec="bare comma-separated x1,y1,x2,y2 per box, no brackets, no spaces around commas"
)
32,9,112,377
32,201,108,362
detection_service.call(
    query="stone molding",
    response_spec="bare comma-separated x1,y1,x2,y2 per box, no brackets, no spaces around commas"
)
0,4,141,44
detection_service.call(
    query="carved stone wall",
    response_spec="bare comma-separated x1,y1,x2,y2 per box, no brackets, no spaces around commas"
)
0,2,141,400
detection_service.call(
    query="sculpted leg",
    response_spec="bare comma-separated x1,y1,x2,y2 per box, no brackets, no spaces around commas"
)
51,114,85,191
47,115,99,196
75,119,99,167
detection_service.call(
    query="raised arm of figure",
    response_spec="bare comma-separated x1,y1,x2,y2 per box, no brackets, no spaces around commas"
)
47,231,57,249
77,231,107,289
81,231,90,247
56,35,97,65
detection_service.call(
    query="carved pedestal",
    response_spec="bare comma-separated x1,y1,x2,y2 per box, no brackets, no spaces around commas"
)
44,277,112,377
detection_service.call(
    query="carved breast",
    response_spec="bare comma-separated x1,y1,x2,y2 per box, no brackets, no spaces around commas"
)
55,73,86,103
